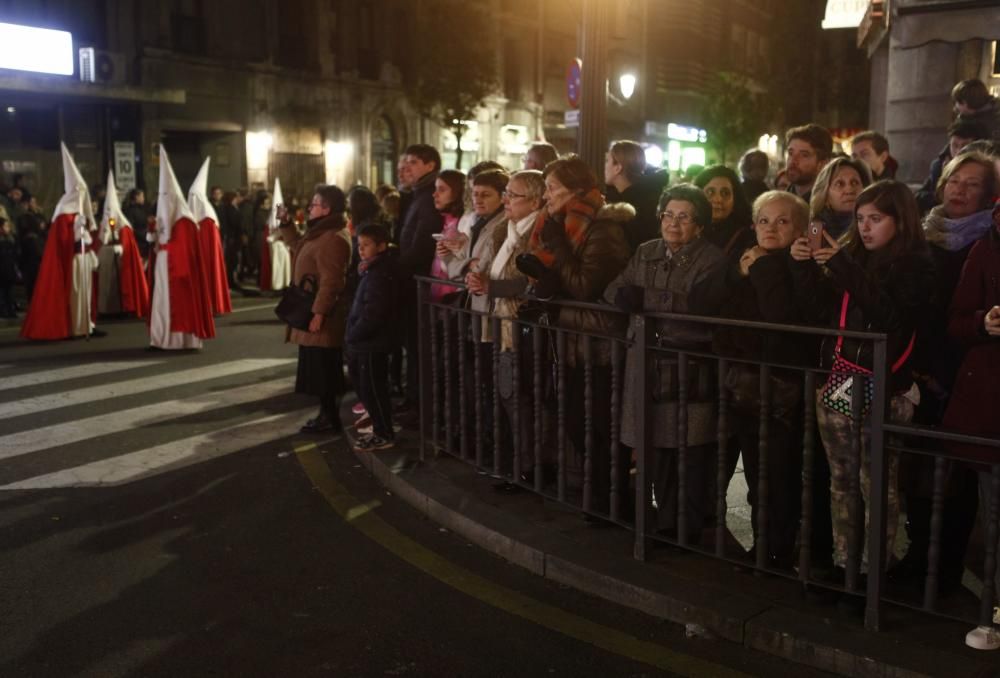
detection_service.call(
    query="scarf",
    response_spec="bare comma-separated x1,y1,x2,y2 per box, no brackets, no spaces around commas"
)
923,206,993,252
528,188,604,267
819,207,854,240
490,210,542,280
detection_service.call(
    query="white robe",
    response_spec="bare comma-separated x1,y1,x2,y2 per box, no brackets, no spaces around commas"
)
149,250,202,350
70,251,98,337
270,238,291,291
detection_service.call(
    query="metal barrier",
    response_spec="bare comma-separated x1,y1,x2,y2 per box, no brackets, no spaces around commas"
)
413,275,1000,634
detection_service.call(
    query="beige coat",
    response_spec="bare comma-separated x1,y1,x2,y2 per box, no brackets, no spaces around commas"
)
287,215,352,349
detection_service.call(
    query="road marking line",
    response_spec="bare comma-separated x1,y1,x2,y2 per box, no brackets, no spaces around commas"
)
0,360,165,392
229,302,278,314
0,377,296,461
296,449,752,678
0,358,295,421
1,408,315,489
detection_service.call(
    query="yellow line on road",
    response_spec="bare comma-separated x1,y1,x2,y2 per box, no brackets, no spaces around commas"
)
295,446,753,678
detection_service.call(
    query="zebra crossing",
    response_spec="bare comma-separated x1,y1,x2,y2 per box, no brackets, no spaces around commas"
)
0,357,321,489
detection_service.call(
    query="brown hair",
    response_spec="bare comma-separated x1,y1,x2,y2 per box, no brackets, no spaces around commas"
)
608,140,646,182
847,180,924,259
784,123,834,162
436,169,466,217
542,153,599,194
471,168,509,195
850,130,889,155
951,79,991,110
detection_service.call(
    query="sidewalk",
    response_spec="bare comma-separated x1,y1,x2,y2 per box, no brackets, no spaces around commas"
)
339,400,1000,678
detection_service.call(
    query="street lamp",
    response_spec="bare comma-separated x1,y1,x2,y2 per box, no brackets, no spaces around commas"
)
619,73,636,101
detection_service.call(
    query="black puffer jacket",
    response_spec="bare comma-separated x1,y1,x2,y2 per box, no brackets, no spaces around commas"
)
345,249,400,353
790,247,936,394
397,171,443,279
606,171,668,255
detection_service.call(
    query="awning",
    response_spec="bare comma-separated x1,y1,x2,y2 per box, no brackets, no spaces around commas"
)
0,73,185,104
891,5,1000,48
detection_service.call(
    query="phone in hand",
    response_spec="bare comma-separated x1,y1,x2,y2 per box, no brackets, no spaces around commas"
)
807,220,825,251
431,233,446,241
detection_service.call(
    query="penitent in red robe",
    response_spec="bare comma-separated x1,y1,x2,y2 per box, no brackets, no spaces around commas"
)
198,218,232,314
166,218,215,339
20,213,77,340
118,227,150,318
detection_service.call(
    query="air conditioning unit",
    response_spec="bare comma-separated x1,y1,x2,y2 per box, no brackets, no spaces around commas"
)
78,48,126,85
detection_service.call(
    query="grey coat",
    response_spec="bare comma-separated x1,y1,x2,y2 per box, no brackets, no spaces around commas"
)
604,236,723,449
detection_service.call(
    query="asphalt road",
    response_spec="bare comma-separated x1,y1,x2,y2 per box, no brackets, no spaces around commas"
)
0,300,832,677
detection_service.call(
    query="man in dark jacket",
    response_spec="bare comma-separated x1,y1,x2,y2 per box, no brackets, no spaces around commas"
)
346,222,399,450
219,191,245,290
123,189,150,258
396,143,443,407
604,140,667,254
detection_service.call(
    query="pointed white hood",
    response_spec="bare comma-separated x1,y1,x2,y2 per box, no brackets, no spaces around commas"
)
155,145,196,244
266,177,284,234
98,170,132,244
53,142,95,243
187,157,219,226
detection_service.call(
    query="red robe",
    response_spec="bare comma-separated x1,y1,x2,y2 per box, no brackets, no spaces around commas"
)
198,217,232,314
259,230,272,292
162,218,215,339
20,213,76,340
118,227,151,318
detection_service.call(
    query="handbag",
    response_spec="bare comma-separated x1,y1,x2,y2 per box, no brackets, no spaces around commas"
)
274,274,318,331
820,292,914,420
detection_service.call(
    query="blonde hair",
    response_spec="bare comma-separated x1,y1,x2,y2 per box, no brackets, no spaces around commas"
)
935,150,998,209
752,190,809,234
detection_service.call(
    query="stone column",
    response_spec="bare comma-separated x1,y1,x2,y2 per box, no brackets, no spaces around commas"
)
578,0,610,176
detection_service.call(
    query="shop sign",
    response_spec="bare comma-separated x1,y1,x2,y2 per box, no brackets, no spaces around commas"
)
0,22,73,76
667,123,707,144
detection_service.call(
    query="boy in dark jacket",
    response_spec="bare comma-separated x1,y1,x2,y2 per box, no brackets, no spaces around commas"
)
346,223,399,451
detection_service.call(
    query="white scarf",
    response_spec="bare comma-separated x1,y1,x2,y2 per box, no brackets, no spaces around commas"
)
490,210,540,280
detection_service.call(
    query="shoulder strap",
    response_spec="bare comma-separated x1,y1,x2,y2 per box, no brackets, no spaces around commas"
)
833,291,850,354
835,290,916,372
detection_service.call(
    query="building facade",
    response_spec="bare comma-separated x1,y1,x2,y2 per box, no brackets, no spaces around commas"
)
861,0,1000,184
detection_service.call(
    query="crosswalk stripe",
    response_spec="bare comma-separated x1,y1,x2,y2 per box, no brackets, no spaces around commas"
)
0,358,295,421
0,407,316,489
0,360,165,392
0,377,295,462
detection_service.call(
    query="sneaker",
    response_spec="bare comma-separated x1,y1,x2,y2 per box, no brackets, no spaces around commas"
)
356,423,373,435
351,402,367,416
353,434,395,451
300,415,337,434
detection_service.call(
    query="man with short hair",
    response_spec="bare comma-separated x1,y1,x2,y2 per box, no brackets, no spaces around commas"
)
952,78,999,143
523,142,558,171
738,149,770,203
397,144,443,408
783,123,833,203
915,118,988,212
851,130,897,181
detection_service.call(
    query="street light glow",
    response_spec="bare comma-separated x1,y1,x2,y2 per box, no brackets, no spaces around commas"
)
0,22,74,76
619,73,636,100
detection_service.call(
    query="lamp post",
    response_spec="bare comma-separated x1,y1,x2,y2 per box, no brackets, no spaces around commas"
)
577,0,611,176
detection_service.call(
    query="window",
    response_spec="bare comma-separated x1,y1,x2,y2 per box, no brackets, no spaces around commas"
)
171,0,205,56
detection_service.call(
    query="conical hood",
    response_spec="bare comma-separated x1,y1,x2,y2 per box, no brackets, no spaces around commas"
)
266,177,284,233
188,156,219,226
98,170,132,244
156,145,196,244
53,142,96,236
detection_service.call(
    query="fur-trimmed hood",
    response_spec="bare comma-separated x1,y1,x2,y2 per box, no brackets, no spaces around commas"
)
596,201,637,224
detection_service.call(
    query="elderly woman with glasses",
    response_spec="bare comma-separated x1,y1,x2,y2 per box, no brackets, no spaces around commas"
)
604,184,723,541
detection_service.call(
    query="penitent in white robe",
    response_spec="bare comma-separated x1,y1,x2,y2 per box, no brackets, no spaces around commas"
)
70,250,98,337
149,250,202,350
270,238,291,291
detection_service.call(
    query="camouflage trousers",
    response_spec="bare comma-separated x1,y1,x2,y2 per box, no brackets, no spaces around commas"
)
816,391,913,569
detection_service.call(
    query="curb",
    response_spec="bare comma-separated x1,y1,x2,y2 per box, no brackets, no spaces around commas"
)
341,409,997,678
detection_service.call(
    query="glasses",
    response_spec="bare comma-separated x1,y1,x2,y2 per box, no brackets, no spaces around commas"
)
660,211,693,225
502,190,529,200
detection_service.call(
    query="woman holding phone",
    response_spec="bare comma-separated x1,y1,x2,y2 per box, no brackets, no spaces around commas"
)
790,180,934,583
808,157,873,243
